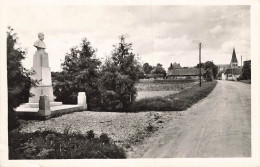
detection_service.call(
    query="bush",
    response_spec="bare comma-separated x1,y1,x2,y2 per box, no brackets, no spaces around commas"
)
86,130,95,140
100,133,110,144
9,130,126,159
131,97,173,111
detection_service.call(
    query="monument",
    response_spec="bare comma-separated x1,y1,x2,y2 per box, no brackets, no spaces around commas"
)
29,32,54,102
15,33,87,119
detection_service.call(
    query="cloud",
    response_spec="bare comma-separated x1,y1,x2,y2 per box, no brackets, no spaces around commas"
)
209,25,224,34
6,5,250,71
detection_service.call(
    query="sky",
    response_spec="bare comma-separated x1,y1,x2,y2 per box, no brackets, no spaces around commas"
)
6,5,250,72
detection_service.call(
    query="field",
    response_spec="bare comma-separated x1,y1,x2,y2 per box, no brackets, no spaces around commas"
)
136,78,199,100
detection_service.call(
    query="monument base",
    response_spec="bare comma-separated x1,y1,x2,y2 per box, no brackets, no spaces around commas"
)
18,102,63,108
15,93,87,119
15,105,84,119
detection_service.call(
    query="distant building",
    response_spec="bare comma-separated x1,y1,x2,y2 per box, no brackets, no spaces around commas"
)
168,62,182,70
167,62,206,79
216,48,242,81
167,68,206,77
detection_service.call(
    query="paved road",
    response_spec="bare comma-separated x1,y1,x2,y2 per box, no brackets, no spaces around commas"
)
135,80,251,158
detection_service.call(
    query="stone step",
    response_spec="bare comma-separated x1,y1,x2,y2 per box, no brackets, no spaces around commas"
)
18,102,62,108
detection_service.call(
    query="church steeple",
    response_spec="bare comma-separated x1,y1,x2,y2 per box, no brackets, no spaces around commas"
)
230,48,238,68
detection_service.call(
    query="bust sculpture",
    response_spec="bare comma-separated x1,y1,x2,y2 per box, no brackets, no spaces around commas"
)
33,32,46,50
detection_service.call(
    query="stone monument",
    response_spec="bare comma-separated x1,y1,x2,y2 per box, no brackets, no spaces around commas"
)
29,32,54,102
15,33,87,119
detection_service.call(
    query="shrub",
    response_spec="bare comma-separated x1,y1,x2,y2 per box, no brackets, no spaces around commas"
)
100,133,110,144
9,130,126,159
86,130,95,140
131,97,173,111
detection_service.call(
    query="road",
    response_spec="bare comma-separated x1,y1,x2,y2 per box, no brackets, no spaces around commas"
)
130,80,251,158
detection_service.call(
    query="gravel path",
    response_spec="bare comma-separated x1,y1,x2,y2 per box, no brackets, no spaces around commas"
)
18,111,177,145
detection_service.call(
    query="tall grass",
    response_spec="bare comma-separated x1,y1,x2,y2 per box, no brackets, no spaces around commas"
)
131,81,217,111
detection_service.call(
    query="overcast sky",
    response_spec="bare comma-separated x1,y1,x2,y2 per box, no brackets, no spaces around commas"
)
6,5,250,71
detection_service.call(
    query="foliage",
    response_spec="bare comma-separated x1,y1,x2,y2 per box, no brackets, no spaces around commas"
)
143,63,153,74
52,38,101,110
98,35,141,111
204,68,213,81
86,130,95,140
241,60,251,80
7,27,36,130
9,130,126,159
131,81,217,111
152,63,166,75
203,61,218,79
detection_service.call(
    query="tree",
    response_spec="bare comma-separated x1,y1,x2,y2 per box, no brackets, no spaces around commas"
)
196,63,204,68
7,27,36,130
52,38,101,110
196,61,217,81
152,63,166,74
98,35,140,111
202,61,218,79
143,63,153,74
241,60,251,80
168,63,173,70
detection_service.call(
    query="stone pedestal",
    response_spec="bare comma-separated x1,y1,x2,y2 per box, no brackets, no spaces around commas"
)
38,95,51,117
77,92,87,110
29,50,54,102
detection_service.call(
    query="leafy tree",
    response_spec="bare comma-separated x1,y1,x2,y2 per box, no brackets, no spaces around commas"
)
203,61,218,78
241,60,251,80
152,63,166,74
98,35,140,111
7,27,36,130
204,68,213,81
143,63,153,74
52,38,101,110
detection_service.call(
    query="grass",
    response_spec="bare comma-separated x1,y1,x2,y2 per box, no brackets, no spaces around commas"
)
136,79,197,91
9,130,126,159
239,79,251,84
131,81,217,111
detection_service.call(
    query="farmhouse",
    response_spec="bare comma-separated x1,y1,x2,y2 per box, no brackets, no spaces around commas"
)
217,48,243,81
167,62,206,79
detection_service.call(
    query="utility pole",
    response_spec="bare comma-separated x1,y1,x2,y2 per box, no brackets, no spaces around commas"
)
241,55,242,67
199,43,202,87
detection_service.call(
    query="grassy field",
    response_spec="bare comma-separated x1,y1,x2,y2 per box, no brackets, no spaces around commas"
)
132,81,217,111
136,79,199,100
136,78,198,91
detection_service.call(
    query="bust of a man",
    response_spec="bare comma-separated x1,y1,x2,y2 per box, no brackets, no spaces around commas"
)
33,32,46,50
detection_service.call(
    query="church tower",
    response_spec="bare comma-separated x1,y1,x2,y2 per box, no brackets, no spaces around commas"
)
230,48,238,68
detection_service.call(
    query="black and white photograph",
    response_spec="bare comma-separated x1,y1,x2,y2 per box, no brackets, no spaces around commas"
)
0,0,260,167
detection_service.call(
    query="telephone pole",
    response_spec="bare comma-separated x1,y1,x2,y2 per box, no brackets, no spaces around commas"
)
199,43,202,87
